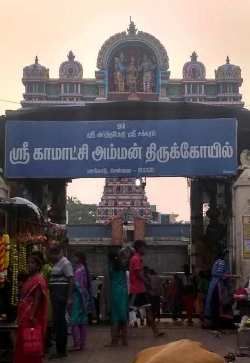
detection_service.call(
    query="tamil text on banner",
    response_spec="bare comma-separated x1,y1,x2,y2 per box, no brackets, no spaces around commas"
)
5,118,237,179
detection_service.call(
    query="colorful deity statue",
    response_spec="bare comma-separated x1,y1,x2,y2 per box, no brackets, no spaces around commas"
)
126,56,138,93
140,54,155,93
113,53,126,92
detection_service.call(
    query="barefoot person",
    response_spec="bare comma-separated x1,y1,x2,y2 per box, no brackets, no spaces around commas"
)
69,252,90,351
204,249,233,329
148,269,162,323
14,255,48,363
129,240,164,337
107,248,129,346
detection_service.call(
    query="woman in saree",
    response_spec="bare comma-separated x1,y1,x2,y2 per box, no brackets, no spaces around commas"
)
32,250,53,353
204,249,233,329
14,255,48,363
69,252,90,351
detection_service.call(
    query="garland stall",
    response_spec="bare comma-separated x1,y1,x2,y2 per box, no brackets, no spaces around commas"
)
0,197,46,318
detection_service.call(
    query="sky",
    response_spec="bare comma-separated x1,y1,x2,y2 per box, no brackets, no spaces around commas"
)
1,0,250,221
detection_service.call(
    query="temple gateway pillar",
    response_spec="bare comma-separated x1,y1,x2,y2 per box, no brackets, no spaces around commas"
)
190,179,204,269
232,165,250,284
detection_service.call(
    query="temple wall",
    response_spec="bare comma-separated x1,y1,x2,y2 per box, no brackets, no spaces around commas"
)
233,169,250,284
68,244,188,276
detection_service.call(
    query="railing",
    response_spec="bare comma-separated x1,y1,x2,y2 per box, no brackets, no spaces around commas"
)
67,223,190,239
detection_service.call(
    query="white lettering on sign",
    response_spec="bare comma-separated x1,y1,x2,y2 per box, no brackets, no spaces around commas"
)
9,142,30,165
145,142,233,163
91,143,142,162
8,141,234,165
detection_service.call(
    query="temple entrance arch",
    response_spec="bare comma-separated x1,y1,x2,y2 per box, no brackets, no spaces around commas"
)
3,100,250,275
96,19,169,100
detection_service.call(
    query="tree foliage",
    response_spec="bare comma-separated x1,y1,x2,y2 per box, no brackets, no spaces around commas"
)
66,196,97,224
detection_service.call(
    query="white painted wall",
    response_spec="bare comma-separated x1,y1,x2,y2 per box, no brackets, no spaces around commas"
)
232,168,250,285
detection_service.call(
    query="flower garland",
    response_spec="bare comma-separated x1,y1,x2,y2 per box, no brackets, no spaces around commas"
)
0,234,10,285
10,239,18,306
16,233,47,244
18,243,27,273
8,233,47,306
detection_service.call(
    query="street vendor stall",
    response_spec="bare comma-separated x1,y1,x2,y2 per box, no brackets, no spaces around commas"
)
0,197,46,306
0,195,67,362
0,197,46,363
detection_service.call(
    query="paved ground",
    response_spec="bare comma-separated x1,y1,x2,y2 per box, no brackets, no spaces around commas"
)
46,322,250,363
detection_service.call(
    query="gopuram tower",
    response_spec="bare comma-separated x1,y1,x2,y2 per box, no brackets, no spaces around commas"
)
96,178,152,224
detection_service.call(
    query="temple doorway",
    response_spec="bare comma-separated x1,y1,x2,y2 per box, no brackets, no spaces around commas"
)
66,176,191,276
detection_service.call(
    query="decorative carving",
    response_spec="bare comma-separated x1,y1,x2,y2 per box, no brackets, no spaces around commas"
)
108,45,157,93
126,56,138,92
215,57,241,81
23,56,49,80
139,54,155,92
96,22,169,72
240,149,250,169
59,51,83,80
127,17,137,35
137,31,169,70
183,51,206,80
113,53,126,92
96,177,152,224
97,31,126,70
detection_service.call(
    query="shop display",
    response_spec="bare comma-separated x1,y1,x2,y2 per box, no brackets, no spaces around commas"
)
10,240,18,306
18,243,27,274
0,234,10,285
0,197,66,316
0,198,48,310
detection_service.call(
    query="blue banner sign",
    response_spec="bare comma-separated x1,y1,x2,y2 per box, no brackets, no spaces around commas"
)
5,119,237,178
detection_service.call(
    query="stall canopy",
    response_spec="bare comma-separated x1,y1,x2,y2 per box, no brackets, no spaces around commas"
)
0,197,43,220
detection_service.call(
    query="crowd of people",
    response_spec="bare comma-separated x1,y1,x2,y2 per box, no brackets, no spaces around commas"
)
13,240,240,363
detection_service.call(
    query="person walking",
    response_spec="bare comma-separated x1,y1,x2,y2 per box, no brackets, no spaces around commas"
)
129,240,164,337
107,248,129,346
148,269,162,323
204,250,233,329
69,252,89,351
48,244,73,359
196,270,209,320
182,264,196,326
14,255,48,363
172,274,183,323
92,276,101,324
32,250,53,353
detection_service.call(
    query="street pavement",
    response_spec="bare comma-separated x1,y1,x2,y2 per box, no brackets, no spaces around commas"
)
46,322,250,363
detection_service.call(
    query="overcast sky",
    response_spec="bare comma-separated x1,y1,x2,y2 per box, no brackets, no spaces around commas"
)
1,0,250,220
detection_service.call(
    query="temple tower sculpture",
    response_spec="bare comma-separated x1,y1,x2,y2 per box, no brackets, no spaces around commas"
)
96,177,152,224
21,21,243,107
19,21,244,229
